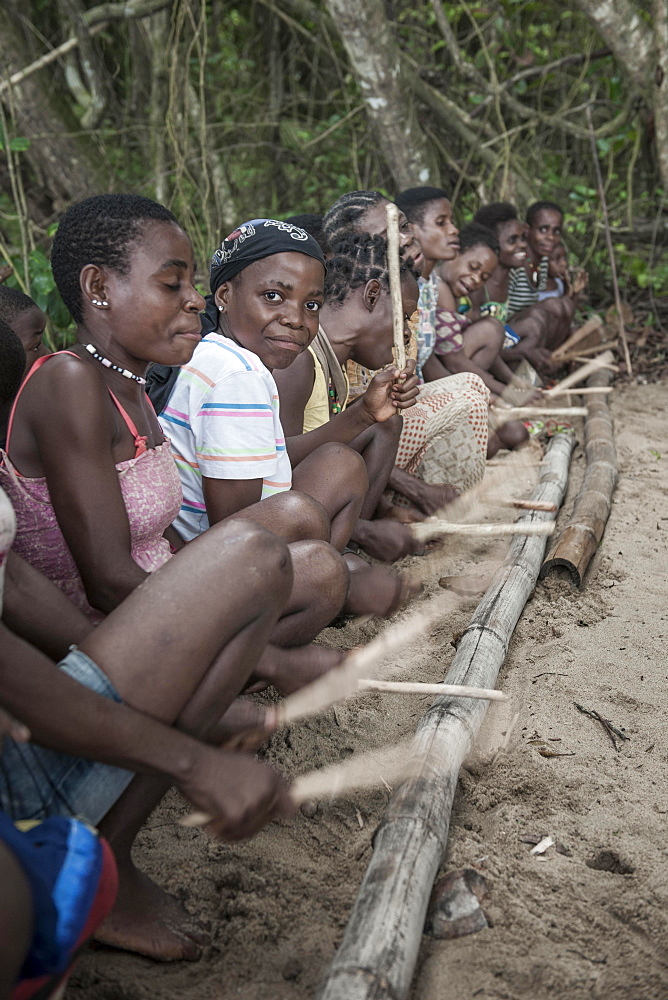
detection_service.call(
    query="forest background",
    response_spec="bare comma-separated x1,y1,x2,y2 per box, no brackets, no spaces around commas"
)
0,0,666,346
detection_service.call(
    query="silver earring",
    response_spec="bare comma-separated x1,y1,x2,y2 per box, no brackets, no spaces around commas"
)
91,298,109,307
218,304,224,313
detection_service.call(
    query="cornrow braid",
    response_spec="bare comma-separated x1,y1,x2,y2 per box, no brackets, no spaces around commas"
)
51,193,179,323
322,190,386,248
325,233,414,306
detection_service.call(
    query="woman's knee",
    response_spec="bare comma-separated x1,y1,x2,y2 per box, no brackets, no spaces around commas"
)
276,490,331,540
205,518,293,593
289,539,349,607
318,442,369,494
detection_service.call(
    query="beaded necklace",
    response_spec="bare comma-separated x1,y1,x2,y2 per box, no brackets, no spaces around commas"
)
84,343,147,385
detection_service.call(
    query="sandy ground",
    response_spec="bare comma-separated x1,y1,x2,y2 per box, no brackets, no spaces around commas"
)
68,378,668,1000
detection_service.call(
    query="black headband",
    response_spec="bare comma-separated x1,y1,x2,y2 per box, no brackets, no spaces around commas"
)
209,218,325,293
202,218,326,336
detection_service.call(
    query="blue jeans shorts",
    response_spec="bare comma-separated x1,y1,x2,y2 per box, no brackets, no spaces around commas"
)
0,647,134,825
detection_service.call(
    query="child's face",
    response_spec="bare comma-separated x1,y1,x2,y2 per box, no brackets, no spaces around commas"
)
527,208,563,259
496,219,528,269
360,201,424,271
412,198,460,264
446,244,498,298
216,252,325,370
12,306,47,374
548,244,568,279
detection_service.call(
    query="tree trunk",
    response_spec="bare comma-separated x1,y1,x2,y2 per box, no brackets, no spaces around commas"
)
324,0,439,190
0,2,108,208
574,0,668,189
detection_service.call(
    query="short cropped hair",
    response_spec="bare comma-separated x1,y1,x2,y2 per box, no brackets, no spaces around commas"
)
322,190,386,248
0,319,26,405
51,193,179,323
283,213,330,255
458,222,500,256
473,202,518,233
0,285,36,326
394,187,449,225
325,234,415,306
526,200,563,226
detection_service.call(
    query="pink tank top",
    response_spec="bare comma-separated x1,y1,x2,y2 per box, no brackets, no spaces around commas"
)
0,352,183,622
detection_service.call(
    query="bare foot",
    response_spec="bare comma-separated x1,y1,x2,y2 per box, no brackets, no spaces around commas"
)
352,519,424,562
383,506,426,524
95,863,204,961
254,642,344,696
209,698,277,751
375,496,426,523
343,553,422,618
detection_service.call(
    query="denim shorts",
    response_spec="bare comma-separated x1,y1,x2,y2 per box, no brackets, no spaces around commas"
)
0,647,134,826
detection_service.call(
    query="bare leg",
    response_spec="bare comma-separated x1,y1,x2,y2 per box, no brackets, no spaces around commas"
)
82,519,293,961
228,489,330,544
292,442,368,551
0,843,33,999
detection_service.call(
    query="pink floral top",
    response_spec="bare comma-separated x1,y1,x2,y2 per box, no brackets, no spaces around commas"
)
0,353,182,622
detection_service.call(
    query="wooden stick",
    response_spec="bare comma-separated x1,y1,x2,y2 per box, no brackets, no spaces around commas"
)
492,406,587,420
551,314,603,362
558,341,618,362
410,520,555,542
546,386,612,397
501,499,557,512
586,106,633,375
544,350,616,397
572,357,617,370
317,433,576,1000
357,679,507,701
181,743,419,828
541,367,617,586
385,203,406,371
276,599,448,727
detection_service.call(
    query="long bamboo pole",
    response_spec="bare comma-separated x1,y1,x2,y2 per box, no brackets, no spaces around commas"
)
316,431,575,1000
385,203,406,371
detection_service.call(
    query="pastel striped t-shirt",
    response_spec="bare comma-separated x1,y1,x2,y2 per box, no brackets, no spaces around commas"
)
158,334,292,541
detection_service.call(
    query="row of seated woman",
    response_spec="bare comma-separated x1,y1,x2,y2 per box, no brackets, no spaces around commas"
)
0,185,585,995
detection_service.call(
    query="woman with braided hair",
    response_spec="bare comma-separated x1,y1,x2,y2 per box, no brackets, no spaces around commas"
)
322,191,490,505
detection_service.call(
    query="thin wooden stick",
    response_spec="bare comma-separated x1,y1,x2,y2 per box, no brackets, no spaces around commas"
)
545,350,616,397
491,406,588,423
546,386,612,397
586,106,633,376
572,357,617,370
501,499,557,512
277,595,450,727
558,341,618,362
551,314,603,361
385,203,406,371
357,679,507,701
181,743,419,828
410,520,555,542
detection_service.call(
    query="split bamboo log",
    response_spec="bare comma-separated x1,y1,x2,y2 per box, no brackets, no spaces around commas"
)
540,367,617,585
316,431,575,1000
550,314,603,362
386,203,406,371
